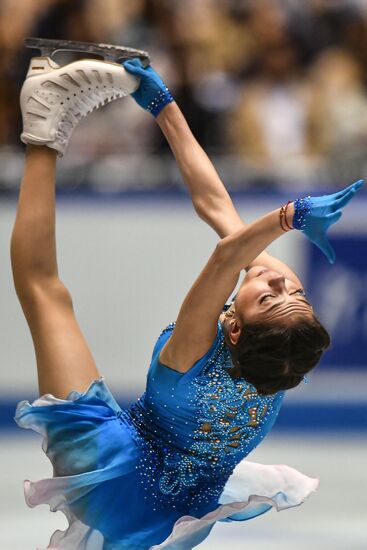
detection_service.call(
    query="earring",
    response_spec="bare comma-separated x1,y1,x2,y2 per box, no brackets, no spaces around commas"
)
224,309,234,319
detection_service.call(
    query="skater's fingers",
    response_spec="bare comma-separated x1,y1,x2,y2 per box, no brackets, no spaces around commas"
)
352,179,365,191
326,210,343,224
334,179,364,199
123,59,146,74
335,180,364,208
316,235,336,264
335,189,356,208
125,58,144,68
334,182,356,198
123,59,146,76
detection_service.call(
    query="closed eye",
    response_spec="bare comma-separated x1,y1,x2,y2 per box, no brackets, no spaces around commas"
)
259,288,308,305
259,294,274,304
292,288,307,297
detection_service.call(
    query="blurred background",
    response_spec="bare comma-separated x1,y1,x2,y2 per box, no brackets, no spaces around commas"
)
0,0,366,549
2,0,367,190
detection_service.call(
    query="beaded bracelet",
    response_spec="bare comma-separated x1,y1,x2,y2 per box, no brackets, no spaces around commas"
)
283,200,294,230
146,86,174,117
293,196,312,230
279,205,288,232
279,202,293,232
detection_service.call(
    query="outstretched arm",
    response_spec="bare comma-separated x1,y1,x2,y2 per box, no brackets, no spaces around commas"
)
156,103,246,238
157,103,241,238
159,182,362,373
122,59,303,286
155,102,303,285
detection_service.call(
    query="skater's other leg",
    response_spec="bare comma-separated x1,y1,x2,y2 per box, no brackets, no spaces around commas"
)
11,145,99,399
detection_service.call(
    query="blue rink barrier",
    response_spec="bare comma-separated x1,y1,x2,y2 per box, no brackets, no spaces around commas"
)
305,233,367,370
1,395,366,433
273,402,367,433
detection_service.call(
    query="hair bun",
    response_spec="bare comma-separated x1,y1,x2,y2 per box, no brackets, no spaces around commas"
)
228,315,330,395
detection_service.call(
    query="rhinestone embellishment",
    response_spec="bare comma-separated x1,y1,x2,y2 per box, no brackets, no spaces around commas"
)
146,86,174,117
293,196,312,230
121,323,282,512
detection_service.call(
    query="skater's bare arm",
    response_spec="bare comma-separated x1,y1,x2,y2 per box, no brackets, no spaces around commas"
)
156,102,303,287
156,104,240,236
122,60,303,286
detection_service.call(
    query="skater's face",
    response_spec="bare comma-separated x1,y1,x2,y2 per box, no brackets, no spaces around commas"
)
233,266,313,326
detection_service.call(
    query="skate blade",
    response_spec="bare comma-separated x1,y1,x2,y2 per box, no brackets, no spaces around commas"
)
24,37,150,67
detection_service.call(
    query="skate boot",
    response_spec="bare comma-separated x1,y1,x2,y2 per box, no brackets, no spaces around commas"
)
20,38,150,156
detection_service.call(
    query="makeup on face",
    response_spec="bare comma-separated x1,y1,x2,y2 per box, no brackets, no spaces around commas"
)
235,268,312,323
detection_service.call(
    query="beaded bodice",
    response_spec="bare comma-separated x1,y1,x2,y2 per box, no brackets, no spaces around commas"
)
119,322,284,516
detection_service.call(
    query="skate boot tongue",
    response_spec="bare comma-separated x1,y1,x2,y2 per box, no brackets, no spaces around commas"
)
20,57,140,157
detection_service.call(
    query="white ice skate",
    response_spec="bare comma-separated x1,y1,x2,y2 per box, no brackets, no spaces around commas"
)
20,38,150,156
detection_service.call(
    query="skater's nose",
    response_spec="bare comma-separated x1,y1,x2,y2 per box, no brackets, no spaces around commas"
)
268,274,286,291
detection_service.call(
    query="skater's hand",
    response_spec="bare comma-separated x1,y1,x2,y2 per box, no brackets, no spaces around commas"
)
123,59,174,116
293,179,364,264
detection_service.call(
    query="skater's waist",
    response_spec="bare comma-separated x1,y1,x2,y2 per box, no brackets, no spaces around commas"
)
119,401,187,449
119,404,236,479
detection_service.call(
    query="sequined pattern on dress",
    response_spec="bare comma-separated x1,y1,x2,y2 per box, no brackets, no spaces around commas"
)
120,323,281,513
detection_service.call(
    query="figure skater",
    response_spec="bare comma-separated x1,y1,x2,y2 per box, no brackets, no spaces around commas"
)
13,51,364,550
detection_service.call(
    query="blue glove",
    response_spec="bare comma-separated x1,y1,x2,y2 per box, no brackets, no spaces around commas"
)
293,179,364,264
123,58,174,117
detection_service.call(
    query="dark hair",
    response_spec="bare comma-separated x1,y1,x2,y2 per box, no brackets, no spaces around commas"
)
227,315,331,395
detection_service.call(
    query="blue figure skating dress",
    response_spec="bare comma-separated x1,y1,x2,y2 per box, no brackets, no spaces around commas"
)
15,321,318,550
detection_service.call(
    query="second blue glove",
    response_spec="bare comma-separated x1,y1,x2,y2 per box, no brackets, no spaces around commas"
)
293,179,364,264
123,59,174,117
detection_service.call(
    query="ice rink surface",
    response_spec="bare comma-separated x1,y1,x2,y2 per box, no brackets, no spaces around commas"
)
2,432,366,550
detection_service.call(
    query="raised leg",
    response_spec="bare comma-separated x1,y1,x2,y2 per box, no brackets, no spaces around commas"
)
11,145,100,399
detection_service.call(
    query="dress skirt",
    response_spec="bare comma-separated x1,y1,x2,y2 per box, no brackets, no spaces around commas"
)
15,378,318,550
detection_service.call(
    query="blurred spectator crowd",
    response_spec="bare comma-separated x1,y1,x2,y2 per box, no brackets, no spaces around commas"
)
1,0,367,191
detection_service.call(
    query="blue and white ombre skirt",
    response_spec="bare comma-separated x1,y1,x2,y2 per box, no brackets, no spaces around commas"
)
15,378,318,550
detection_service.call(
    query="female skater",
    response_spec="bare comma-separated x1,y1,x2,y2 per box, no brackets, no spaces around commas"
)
14,53,363,550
